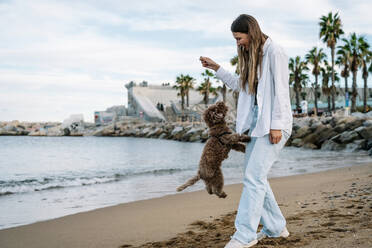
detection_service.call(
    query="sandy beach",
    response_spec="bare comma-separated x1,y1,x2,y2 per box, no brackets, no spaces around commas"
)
0,163,371,248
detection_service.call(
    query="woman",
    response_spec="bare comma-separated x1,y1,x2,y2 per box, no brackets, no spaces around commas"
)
200,14,293,248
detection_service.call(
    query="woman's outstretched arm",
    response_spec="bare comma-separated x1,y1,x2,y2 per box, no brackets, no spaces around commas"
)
200,56,241,92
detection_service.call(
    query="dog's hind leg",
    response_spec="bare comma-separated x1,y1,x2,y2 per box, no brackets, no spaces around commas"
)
212,169,227,198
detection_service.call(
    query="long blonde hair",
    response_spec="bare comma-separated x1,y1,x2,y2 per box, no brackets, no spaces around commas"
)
231,14,268,94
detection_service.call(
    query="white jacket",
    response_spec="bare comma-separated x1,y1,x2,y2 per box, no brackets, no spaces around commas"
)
215,37,293,137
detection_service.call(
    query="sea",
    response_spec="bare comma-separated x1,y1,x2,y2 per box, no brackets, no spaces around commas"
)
0,136,371,230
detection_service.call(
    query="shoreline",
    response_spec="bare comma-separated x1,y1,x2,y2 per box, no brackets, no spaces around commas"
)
0,162,371,248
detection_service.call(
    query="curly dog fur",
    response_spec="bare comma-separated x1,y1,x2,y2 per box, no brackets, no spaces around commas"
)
176,101,251,198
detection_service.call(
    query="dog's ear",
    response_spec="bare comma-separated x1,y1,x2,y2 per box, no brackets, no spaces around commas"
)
203,108,212,125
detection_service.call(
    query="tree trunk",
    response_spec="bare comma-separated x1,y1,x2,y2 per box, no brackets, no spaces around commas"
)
314,75,319,116
205,80,210,105
344,75,348,101
351,70,357,112
186,91,189,108
222,85,226,103
364,75,368,113
327,95,331,113
295,83,300,111
181,93,185,110
331,47,335,111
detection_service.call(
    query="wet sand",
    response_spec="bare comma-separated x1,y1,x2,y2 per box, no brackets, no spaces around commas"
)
0,163,371,248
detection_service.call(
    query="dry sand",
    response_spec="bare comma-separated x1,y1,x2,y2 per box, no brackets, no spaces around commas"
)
0,163,371,248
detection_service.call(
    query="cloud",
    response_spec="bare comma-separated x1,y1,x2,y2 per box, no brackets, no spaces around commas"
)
0,0,371,122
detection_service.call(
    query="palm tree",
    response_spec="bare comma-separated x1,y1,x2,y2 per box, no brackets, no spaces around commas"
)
336,40,352,104
319,11,344,111
321,61,333,113
230,55,239,108
360,37,372,112
215,77,227,103
345,33,364,112
289,56,309,111
198,69,217,105
173,74,187,110
183,75,195,108
321,60,341,113
305,47,327,115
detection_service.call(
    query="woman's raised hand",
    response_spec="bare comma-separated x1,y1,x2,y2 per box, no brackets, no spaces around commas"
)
199,56,220,71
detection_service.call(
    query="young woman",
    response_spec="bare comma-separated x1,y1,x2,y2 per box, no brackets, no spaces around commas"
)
200,14,293,248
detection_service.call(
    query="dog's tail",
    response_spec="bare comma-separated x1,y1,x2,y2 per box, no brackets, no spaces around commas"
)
176,173,200,192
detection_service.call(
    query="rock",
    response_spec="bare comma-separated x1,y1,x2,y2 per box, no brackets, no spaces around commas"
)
189,133,201,142
345,140,366,152
3,125,17,132
101,125,115,136
292,126,311,139
292,123,301,132
142,127,152,136
321,140,346,151
146,128,163,138
310,121,323,131
0,130,18,135
303,143,318,149
200,129,209,142
171,126,186,140
291,138,303,147
344,118,365,131
367,139,372,150
363,120,372,127
351,112,367,118
339,130,361,143
158,133,167,139
46,126,63,136
171,126,183,136
334,123,347,133
355,126,372,140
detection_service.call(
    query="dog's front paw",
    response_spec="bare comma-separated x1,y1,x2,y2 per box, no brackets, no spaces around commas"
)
232,143,246,153
239,134,251,142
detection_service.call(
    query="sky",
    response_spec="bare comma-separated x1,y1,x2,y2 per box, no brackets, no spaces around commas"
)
1,0,371,122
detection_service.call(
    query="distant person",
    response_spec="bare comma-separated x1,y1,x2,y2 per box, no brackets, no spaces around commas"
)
200,14,292,248
300,99,308,116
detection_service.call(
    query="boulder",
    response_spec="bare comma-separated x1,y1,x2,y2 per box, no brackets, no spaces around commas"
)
345,139,366,152
188,133,201,142
158,133,167,139
146,128,163,138
303,143,318,149
292,126,311,139
321,140,346,151
333,123,347,133
363,119,372,127
344,118,365,131
354,126,372,140
339,130,361,143
291,138,303,147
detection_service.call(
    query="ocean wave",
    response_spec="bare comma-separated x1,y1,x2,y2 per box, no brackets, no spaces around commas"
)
0,167,187,196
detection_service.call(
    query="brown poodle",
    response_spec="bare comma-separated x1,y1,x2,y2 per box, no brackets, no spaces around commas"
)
176,101,251,198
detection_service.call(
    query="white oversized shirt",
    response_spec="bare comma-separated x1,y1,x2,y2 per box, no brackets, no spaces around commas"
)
215,37,293,137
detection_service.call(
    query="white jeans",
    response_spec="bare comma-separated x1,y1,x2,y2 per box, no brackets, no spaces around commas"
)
232,106,290,244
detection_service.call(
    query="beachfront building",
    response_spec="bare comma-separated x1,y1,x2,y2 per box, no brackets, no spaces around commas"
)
94,105,127,126
124,81,237,122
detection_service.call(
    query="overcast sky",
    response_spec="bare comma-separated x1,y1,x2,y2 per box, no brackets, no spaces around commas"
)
1,0,371,122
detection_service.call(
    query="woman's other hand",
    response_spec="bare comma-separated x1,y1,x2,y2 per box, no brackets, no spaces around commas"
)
200,56,220,71
269,129,282,144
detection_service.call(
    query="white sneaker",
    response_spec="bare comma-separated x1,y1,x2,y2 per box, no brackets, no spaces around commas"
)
224,237,258,248
257,227,290,241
